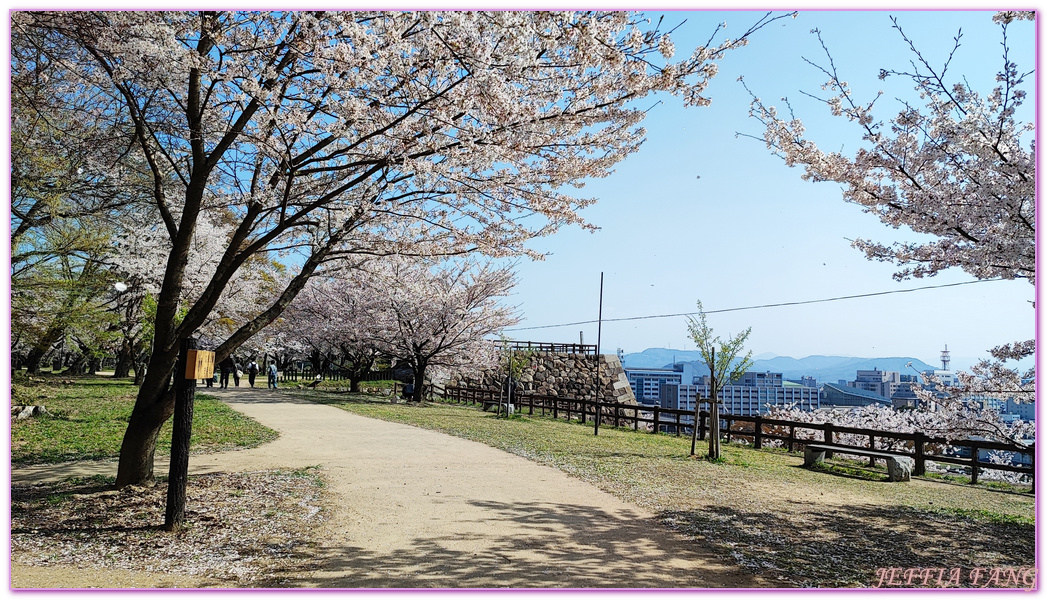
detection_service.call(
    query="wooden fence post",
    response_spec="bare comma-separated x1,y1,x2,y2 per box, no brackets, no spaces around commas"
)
788,425,795,453
970,441,980,485
652,406,660,434
165,337,197,532
914,432,926,476
754,415,762,450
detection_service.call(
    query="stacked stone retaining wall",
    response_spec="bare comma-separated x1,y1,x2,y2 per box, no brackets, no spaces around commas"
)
451,351,636,405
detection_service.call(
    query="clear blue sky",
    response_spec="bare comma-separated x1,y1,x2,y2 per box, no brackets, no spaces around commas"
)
501,9,1037,371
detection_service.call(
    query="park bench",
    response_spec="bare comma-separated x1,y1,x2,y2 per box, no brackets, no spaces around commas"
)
482,401,515,415
803,443,914,482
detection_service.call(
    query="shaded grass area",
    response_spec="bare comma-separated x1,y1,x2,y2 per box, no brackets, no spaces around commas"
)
12,375,278,466
11,468,326,587
300,390,1035,588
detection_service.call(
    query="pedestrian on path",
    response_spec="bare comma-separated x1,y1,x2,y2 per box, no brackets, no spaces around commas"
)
232,359,242,387
268,363,278,389
219,356,235,388
247,360,259,387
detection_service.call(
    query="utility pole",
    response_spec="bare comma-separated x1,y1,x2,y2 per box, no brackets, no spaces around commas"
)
594,272,603,436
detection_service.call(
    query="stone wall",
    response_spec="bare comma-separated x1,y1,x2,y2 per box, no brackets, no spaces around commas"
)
451,351,637,405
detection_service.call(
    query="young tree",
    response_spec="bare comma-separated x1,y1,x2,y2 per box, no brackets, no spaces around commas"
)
16,10,789,487
685,300,754,459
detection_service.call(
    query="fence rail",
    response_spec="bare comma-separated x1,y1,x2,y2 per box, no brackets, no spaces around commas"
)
504,341,597,355
442,386,1034,486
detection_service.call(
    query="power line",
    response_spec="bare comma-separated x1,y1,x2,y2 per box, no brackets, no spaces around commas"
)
504,278,1004,332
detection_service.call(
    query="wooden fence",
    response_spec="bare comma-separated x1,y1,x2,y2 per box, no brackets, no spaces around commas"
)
442,386,1034,486
504,341,597,355
276,365,350,383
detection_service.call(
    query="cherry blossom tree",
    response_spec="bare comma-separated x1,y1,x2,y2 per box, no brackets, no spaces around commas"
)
367,258,517,403
11,22,141,373
744,12,1035,428
746,13,1034,285
15,10,790,486
281,269,387,392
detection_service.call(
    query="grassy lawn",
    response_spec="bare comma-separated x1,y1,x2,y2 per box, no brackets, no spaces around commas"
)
11,374,278,466
299,390,1035,588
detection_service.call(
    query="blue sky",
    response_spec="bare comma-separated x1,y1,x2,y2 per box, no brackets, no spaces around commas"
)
501,9,1037,371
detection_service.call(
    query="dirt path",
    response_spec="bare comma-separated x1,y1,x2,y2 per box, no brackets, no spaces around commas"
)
11,387,763,588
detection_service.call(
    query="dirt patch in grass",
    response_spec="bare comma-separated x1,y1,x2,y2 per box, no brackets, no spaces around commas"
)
11,469,326,588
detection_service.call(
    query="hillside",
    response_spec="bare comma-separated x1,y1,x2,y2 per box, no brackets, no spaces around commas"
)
620,348,937,384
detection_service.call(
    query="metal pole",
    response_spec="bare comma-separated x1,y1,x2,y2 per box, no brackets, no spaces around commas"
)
594,272,603,436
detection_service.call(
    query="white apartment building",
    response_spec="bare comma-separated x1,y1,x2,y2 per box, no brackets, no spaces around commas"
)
850,368,906,398
625,364,700,402
659,371,820,416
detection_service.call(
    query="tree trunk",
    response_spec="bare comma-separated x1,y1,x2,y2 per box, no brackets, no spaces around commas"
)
349,377,362,393
708,402,722,460
412,361,427,403
113,342,133,378
23,328,63,374
115,347,179,488
133,353,148,386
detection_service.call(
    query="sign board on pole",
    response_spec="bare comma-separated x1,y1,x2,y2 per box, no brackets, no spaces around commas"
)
185,350,215,379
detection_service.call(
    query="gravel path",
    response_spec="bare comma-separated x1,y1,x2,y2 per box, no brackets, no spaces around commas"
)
11,387,763,588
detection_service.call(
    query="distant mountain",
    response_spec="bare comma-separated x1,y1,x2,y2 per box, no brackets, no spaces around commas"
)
621,348,937,384
620,348,706,368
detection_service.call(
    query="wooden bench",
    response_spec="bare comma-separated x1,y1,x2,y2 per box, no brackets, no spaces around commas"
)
803,444,915,482
482,402,515,415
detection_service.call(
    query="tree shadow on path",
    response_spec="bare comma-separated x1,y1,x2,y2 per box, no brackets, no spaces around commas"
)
278,498,765,589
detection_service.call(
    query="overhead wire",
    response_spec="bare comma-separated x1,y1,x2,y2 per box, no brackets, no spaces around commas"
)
503,278,1006,332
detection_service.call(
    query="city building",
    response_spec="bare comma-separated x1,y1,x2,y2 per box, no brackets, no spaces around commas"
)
786,376,818,388
849,368,908,399
657,371,820,417
821,383,892,408
625,367,687,403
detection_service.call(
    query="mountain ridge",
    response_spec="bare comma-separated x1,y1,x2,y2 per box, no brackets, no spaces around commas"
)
620,348,938,384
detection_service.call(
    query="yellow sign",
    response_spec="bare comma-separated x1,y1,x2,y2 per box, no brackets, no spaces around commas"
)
185,350,216,380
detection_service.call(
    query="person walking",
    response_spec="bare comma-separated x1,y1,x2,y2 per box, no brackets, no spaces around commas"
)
219,356,234,388
232,359,242,387
268,362,278,389
247,360,259,387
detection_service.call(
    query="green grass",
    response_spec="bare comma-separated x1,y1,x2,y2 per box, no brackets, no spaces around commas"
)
300,391,1035,518
12,375,278,465
293,390,1034,587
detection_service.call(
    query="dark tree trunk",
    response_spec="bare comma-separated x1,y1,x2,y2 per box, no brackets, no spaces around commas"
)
411,360,427,403
24,329,62,374
113,343,133,378
116,346,179,488
165,338,196,531
133,352,148,386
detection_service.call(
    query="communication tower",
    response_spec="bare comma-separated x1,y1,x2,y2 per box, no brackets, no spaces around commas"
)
940,345,951,370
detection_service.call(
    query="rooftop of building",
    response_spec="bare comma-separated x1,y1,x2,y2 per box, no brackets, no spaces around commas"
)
822,382,892,404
